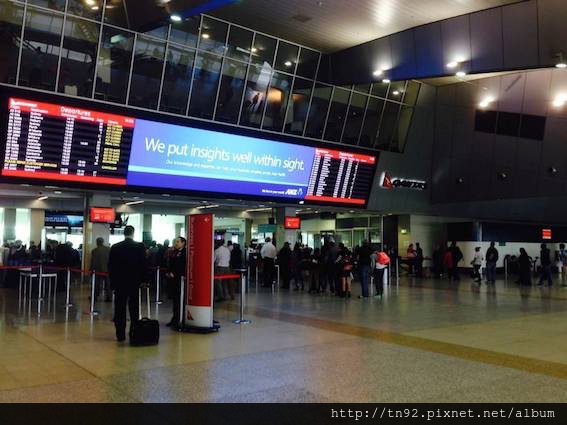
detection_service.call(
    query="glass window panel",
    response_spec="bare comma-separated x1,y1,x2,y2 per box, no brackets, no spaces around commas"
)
359,97,384,147
143,25,168,40
371,81,389,98
67,0,103,20
284,77,313,136
58,16,99,97
169,16,199,47
215,59,247,124
376,101,400,150
0,1,24,85
188,52,222,119
19,7,63,91
304,83,332,139
226,25,252,62
296,48,318,79
342,93,367,145
239,64,272,128
199,16,227,55
28,0,66,12
104,0,128,28
354,83,371,94
404,80,421,106
160,45,195,114
128,36,165,109
94,27,134,103
263,72,293,131
324,88,350,142
387,80,407,101
391,106,414,152
251,33,276,66
275,41,299,72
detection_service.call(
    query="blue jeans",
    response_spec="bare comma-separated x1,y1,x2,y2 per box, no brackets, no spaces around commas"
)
486,262,496,282
359,265,370,297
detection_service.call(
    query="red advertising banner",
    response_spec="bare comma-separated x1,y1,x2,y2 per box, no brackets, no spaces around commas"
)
89,207,116,223
284,216,301,229
186,213,214,328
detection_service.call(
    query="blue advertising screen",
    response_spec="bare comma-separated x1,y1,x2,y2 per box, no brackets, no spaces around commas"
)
1,93,378,206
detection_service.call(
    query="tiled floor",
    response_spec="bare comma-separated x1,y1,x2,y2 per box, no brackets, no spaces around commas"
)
2,274,567,402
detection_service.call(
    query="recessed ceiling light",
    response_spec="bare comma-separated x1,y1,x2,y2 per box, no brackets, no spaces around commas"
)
86,0,95,5
446,61,458,68
372,69,383,77
201,33,210,39
392,90,400,96
53,190,62,195
170,15,182,22
91,5,99,10
456,71,466,77
382,79,391,84
557,63,567,69
284,61,293,67
37,196,48,201
251,47,258,53
125,200,144,206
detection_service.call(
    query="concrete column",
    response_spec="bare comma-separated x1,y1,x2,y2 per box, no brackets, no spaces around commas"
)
142,214,152,244
275,207,299,249
244,218,252,247
83,194,111,270
30,209,45,248
4,208,16,242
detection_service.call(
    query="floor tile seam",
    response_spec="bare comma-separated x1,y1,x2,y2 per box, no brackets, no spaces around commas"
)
227,303,567,381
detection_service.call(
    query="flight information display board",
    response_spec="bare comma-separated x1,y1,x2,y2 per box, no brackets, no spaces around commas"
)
1,95,378,206
3,98,134,185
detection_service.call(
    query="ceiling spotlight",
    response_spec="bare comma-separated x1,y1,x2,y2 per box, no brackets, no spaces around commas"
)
557,63,567,69
392,90,400,96
446,61,459,69
498,172,507,180
372,69,383,77
170,15,182,22
479,96,495,109
456,177,464,184
382,79,391,84
251,47,258,53
549,166,558,174
553,95,567,107
456,71,466,77
37,195,49,201
125,200,144,206
91,5,99,10
201,33,210,39
86,0,95,5
53,190,62,195
284,61,293,67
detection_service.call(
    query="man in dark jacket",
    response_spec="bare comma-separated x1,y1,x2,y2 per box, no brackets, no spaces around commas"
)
485,242,499,284
538,243,553,287
449,242,463,281
108,225,147,342
166,236,186,328
357,240,372,298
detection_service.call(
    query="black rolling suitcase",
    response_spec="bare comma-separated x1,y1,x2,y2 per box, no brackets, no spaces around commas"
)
130,286,159,346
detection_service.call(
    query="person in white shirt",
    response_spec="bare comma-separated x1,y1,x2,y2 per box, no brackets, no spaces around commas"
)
214,241,231,301
471,247,483,284
260,237,277,287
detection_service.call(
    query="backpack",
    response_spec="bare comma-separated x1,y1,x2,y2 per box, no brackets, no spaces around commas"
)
377,252,390,266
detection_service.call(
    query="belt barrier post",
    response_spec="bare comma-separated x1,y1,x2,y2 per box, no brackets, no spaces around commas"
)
255,266,259,291
155,266,162,304
504,258,508,281
234,270,251,325
179,277,185,329
65,267,73,307
247,266,250,292
90,272,99,316
396,257,400,286
38,263,44,301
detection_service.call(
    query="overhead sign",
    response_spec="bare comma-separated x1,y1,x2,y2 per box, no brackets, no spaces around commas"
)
381,172,427,190
258,224,276,233
89,207,116,223
542,228,552,240
284,216,301,229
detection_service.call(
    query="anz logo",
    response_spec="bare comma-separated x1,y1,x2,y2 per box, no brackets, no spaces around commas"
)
285,188,304,196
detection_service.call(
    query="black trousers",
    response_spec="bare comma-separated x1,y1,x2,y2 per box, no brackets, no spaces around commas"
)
263,258,275,286
114,287,139,340
373,268,385,295
171,277,182,325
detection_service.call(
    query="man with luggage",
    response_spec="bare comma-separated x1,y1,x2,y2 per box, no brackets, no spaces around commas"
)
108,225,147,342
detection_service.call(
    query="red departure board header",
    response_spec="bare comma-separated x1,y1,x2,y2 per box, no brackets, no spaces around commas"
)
284,216,301,229
89,207,116,223
8,98,135,128
315,148,376,164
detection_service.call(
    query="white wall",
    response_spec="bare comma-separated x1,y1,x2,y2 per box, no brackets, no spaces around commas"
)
455,241,563,268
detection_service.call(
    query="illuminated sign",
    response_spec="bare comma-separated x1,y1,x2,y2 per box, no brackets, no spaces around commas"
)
542,228,552,240
284,217,301,229
381,172,427,190
89,207,116,223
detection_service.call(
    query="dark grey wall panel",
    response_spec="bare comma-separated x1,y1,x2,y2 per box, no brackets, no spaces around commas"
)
367,36,393,78
434,105,455,156
414,22,444,77
502,0,539,69
516,138,542,171
451,107,475,157
523,69,552,116
492,135,518,168
441,15,472,74
537,0,567,68
472,131,495,163
498,73,526,113
389,30,417,81
470,8,503,72
514,169,539,198
490,162,514,199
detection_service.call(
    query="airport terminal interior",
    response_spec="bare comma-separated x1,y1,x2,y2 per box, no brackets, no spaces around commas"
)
3,0,567,404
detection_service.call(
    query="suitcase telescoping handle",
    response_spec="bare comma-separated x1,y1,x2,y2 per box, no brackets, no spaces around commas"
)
138,285,151,320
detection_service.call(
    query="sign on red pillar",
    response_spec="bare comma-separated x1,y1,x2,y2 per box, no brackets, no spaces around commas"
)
186,213,214,329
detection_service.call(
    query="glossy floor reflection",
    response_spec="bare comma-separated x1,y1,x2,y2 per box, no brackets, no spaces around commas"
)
2,274,567,402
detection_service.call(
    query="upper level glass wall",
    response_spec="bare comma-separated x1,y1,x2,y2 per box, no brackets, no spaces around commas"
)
0,0,421,153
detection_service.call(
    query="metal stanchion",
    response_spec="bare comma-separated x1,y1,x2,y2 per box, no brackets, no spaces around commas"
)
369,274,374,297
90,272,99,316
37,264,43,315
65,267,73,307
396,257,400,286
255,266,259,292
234,270,251,325
155,266,162,304
179,276,185,329
504,258,508,281
247,266,250,292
